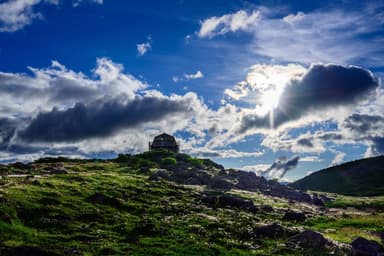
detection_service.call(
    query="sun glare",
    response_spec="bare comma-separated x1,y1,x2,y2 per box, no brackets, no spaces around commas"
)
261,89,281,112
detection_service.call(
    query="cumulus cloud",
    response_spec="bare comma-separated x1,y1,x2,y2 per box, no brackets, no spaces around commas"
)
248,156,300,180
136,37,152,56
185,70,204,80
0,0,56,32
0,58,215,161
198,10,260,38
173,70,204,83
0,0,102,32
187,148,263,159
342,113,384,156
0,57,146,117
300,156,322,162
18,93,200,142
331,151,346,166
73,0,103,7
197,5,384,65
237,64,378,134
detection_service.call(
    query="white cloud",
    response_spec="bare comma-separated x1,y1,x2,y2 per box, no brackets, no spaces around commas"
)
306,171,314,176
197,5,384,65
0,0,103,32
0,0,55,32
198,10,260,38
330,151,346,166
73,0,103,7
0,58,219,161
242,164,270,173
185,70,204,80
172,70,204,83
300,156,322,162
136,37,152,56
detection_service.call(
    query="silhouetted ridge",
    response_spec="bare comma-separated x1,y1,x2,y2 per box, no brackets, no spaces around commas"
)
291,155,384,196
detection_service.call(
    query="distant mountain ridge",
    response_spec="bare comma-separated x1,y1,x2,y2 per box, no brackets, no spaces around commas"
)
291,155,384,196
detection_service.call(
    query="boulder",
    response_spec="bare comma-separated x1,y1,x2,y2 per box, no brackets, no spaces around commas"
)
86,192,121,208
10,162,30,170
283,210,306,222
148,169,170,181
208,176,234,190
312,196,325,207
351,237,384,256
49,167,68,175
288,230,329,249
259,205,274,212
252,223,295,239
201,194,257,212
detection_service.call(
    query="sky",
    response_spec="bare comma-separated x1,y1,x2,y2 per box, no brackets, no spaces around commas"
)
0,0,383,182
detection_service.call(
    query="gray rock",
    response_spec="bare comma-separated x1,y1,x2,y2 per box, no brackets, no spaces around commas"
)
148,169,170,181
283,210,306,222
259,204,274,212
208,176,234,190
252,223,295,239
49,167,68,175
86,192,121,208
351,237,384,256
201,194,257,212
288,230,329,249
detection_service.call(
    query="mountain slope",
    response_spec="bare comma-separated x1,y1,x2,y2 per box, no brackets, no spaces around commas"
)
291,155,384,196
0,151,383,255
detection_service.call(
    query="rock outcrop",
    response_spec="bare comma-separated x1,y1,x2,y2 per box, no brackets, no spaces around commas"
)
351,237,384,256
150,167,322,205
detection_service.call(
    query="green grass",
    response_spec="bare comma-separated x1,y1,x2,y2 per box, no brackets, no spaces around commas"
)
0,154,383,255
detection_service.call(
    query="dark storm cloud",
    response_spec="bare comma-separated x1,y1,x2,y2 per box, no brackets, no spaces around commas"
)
19,96,194,142
0,73,97,103
343,113,384,156
318,133,343,141
0,117,23,147
371,137,384,155
238,64,378,133
49,77,98,102
344,113,384,134
297,138,313,147
259,156,300,180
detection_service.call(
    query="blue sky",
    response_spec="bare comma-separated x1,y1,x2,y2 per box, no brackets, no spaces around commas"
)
0,0,383,181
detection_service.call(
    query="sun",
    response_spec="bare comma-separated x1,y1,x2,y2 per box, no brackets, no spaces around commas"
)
260,89,281,113
259,89,282,129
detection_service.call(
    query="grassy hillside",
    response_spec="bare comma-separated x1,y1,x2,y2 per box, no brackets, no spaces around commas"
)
0,151,383,255
291,156,384,196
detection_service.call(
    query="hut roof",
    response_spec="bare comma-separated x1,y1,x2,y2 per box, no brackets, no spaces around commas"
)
150,133,179,152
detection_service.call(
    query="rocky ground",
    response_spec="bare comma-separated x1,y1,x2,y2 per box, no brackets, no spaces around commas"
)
0,151,383,255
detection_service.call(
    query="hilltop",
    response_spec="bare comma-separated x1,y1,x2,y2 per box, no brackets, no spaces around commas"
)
291,155,384,196
0,151,383,255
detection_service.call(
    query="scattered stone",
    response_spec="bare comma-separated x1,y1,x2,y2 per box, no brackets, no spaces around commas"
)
148,169,170,181
201,194,257,212
10,162,30,170
259,205,274,212
288,230,329,249
139,166,151,174
371,231,384,244
49,167,68,175
351,237,384,256
208,176,234,190
283,210,306,222
86,192,121,208
312,196,325,207
252,223,296,239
